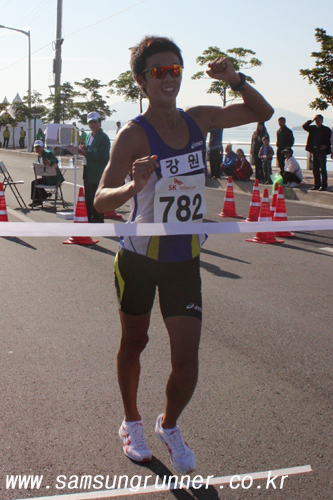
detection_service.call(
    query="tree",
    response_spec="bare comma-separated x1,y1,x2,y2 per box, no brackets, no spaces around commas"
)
15,90,47,141
108,70,145,113
44,82,80,124
73,78,114,124
300,28,333,110
192,46,262,105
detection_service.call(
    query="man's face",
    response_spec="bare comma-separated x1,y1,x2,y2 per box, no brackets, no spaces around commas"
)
278,119,285,128
35,146,43,155
284,152,292,159
226,145,232,154
88,119,101,134
314,116,323,127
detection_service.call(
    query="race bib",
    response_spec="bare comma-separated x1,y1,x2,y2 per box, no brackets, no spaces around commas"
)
154,175,206,223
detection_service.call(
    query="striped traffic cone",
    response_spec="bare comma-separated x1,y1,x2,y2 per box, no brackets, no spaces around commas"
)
216,177,243,218
246,179,261,222
270,182,279,216
104,209,122,219
63,187,99,245
0,182,8,222
246,188,284,244
273,186,295,238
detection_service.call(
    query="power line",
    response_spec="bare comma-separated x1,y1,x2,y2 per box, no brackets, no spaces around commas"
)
0,0,149,73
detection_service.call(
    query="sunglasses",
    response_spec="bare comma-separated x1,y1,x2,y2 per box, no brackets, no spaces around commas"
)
142,64,183,79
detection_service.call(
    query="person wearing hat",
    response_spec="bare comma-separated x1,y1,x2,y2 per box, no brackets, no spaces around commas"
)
30,140,64,207
36,127,45,144
302,115,331,191
281,147,303,187
78,111,111,223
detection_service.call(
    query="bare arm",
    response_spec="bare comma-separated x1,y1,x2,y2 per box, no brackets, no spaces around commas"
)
187,57,274,136
94,123,158,213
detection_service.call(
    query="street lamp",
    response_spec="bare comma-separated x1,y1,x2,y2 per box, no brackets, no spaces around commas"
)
0,25,32,151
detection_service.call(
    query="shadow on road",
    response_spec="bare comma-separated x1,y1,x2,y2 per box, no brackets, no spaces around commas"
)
200,260,242,279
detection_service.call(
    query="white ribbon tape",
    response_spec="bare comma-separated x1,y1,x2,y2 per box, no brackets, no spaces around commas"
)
0,220,333,237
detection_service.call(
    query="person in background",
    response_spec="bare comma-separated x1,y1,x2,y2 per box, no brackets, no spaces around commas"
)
30,140,64,207
71,122,80,144
80,128,87,145
19,127,26,148
251,122,269,182
281,147,303,187
116,121,122,134
233,148,253,181
36,127,45,144
78,111,111,223
220,143,237,177
276,117,294,174
302,115,331,191
3,126,10,148
259,135,274,184
208,128,223,179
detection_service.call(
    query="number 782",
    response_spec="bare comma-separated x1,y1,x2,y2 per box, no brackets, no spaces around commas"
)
159,194,203,223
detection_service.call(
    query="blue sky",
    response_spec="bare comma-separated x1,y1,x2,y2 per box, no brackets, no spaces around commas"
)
1,0,332,123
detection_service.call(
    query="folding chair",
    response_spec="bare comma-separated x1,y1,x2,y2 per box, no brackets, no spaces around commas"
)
32,162,66,209
0,161,27,209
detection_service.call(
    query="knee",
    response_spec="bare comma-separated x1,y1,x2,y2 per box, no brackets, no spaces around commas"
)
119,333,149,359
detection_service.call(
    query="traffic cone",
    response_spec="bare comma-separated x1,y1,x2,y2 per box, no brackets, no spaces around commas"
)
273,186,295,238
246,188,284,244
216,177,243,218
246,179,261,222
104,209,122,219
63,187,99,245
0,182,8,222
271,182,279,216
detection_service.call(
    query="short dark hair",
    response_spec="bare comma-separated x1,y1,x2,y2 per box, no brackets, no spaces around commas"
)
278,117,286,122
262,135,269,141
130,36,183,76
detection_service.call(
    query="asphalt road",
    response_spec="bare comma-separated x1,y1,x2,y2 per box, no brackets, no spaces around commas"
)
0,151,332,500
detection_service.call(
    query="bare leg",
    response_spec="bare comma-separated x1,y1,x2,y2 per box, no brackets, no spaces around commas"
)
117,311,151,422
161,316,201,429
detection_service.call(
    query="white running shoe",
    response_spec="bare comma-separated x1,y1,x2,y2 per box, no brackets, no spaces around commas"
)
155,414,196,474
119,419,152,462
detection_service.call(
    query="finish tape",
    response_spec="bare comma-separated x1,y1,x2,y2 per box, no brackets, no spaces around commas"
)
0,220,333,237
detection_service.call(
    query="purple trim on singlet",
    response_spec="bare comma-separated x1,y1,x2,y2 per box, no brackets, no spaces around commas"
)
131,109,207,175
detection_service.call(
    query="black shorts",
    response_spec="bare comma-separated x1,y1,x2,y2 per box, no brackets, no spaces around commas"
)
114,248,202,320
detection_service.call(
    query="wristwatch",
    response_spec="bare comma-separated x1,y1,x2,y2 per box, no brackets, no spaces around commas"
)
230,72,247,91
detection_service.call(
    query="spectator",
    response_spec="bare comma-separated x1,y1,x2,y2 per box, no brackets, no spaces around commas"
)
36,127,45,144
208,128,223,179
80,128,87,144
276,117,294,173
30,140,64,207
3,126,10,148
281,147,303,187
220,143,237,177
71,122,80,144
19,127,26,148
251,122,269,182
116,121,122,134
259,135,274,184
78,111,111,223
233,149,253,180
302,114,331,191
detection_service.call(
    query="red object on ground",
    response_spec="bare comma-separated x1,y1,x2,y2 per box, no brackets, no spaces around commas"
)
104,210,122,219
246,179,261,222
63,187,99,245
273,185,295,238
0,182,8,222
216,177,243,218
246,188,284,244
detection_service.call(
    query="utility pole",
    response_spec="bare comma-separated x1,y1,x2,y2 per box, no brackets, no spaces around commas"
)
53,0,63,123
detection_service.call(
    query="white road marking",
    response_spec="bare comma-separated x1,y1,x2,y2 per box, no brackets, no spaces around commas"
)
17,465,312,500
320,247,333,253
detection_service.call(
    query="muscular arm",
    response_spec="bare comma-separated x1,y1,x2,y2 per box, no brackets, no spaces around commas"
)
187,57,274,137
94,123,158,213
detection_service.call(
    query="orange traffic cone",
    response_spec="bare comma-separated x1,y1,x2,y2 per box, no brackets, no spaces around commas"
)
246,179,261,222
0,182,8,222
273,186,295,238
271,182,279,216
216,177,243,218
246,188,284,244
63,187,99,245
104,209,122,219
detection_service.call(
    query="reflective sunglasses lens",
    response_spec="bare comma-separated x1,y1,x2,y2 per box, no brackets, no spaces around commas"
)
149,65,182,79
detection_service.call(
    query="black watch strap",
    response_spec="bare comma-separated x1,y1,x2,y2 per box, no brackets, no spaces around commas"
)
230,72,247,91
